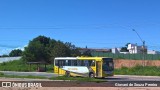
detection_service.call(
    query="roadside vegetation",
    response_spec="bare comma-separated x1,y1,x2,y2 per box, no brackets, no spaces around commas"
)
115,65,160,76
0,59,53,72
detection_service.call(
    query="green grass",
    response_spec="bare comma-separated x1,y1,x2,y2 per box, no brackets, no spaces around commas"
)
0,72,4,76
0,59,53,72
115,65,160,76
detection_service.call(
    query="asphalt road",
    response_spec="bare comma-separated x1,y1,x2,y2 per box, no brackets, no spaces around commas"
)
1,71,160,81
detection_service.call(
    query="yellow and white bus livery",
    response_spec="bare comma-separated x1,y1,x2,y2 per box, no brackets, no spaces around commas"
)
54,57,114,78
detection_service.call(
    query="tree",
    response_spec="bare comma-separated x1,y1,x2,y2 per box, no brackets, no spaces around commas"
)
65,42,81,57
50,41,71,57
125,43,131,47
23,35,56,63
9,49,23,57
82,50,92,56
81,46,92,56
120,43,130,52
22,35,77,63
1,54,9,57
120,47,129,52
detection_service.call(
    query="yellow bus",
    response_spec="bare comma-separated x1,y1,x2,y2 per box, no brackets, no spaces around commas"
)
54,57,114,78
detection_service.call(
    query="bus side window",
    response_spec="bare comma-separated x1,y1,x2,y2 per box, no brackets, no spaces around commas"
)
68,60,71,66
77,60,85,66
55,60,58,66
65,60,68,66
84,60,89,66
75,60,78,66
81,61,85,66
71,60,77,66
91,60,95,66
77,60,81,66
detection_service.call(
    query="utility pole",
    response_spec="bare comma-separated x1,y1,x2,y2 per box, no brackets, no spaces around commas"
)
132,29,145,66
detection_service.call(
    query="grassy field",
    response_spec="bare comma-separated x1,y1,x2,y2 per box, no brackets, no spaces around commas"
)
115,65,160,76
0,59,53,72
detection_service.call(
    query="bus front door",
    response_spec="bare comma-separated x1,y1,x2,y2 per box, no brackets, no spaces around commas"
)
58,60,64,75
96,61,102,77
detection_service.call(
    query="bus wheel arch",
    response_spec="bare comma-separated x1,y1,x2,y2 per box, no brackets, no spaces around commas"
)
89,72,95,78
65,71,70,77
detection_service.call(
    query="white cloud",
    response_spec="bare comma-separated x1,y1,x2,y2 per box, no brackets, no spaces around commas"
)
0,45,27,55
0,48,12,55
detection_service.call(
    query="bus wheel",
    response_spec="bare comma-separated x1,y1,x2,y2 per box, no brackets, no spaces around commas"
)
89,72,94,78
65,71,70,77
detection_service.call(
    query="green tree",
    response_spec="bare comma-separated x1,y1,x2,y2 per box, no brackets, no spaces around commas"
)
120,47,129,52
120,43,130,52
81,46,92,56
9,49,23,57
23,35,56,63
125,43,131,47
23,35,84,64
82,50,92,56
65,42,81,56
1,54,9,57
50,41,71,57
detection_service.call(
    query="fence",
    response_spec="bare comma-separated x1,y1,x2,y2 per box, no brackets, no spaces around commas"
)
92,52,160,60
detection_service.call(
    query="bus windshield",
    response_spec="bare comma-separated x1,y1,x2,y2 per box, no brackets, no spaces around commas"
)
102,58,114,71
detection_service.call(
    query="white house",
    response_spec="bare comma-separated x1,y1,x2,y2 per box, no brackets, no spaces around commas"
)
112,43,149,54
112,48,121,54
127,43,147,54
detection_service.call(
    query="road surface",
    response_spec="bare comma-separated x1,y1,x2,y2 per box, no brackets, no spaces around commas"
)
1,71,160,81
0,72,160,90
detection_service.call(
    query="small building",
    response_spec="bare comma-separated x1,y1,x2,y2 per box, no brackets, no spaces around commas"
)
112,48,121,54
127,43,147,54
147,50,160,54
79,48,111,54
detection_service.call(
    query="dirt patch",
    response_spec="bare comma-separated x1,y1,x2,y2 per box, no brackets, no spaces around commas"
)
114,59,160,68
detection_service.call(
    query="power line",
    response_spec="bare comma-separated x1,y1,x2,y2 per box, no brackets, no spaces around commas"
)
0,44,20,48
0,24,135,30
0,27,63,29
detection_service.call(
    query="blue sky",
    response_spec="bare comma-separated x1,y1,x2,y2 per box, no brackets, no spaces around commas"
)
0,0,160,55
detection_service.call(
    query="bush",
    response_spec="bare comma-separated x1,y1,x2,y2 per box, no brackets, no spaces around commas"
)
0,59,53,72
115,65,160,76
0,72,4,76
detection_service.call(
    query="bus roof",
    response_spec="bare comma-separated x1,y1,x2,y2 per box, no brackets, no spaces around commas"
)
54,57,112,60
54,57,78,60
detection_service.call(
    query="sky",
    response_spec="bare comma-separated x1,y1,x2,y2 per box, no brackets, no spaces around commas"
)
0,0,160,55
